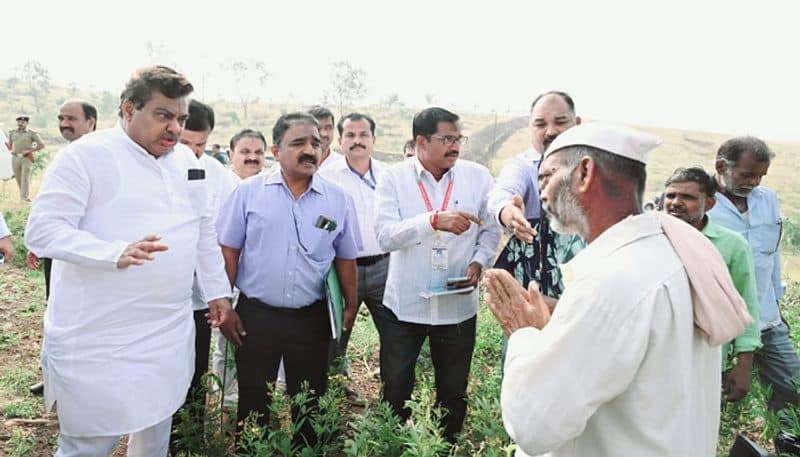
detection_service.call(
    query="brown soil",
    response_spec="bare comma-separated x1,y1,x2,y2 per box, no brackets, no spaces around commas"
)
0,264,382,456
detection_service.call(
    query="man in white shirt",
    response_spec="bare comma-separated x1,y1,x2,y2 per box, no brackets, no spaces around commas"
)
28,100,98,297
210,127,269,406
228,128,267,181
25,66,238,457
309,105,344,170
171,99,237,454
485,123,723,457
374,107,501,443
27,99,98,396
319,112,389,402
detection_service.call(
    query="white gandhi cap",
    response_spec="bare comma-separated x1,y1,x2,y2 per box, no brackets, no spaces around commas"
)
544,122,662,164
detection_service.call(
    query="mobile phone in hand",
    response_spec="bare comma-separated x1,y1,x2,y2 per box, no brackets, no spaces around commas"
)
447,276,469,286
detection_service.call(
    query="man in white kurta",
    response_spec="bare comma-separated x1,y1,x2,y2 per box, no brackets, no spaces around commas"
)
501,214,720,456
25,66,234,457
486,123,723,457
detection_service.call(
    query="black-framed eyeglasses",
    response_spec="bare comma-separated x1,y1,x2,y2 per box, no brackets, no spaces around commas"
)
427,134,469,146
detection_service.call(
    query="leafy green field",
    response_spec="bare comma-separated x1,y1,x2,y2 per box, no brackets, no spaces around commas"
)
2,78,799,455
2,202,800,455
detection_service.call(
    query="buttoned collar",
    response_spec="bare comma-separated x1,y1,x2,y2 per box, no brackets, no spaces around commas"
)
522,146,542,163
700,216,723,239
412,155,456,182
264,165,325,196
331,154,376,175
713,189,768,218
114,123,175,160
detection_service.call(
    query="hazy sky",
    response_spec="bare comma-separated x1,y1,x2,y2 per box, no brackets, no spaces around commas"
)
4,0,798,140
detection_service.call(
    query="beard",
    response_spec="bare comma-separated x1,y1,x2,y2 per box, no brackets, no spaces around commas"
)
668,206,705,226
542,174,589,238
721,170,754,197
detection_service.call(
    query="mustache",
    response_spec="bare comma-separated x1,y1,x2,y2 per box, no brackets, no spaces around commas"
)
350,144,366,151
243,159,261,165
160,133,178,142
298,154,318,165
60,126,74,133
444,150,459,157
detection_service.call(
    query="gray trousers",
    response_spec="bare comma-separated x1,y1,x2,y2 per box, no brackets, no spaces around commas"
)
755,322,800,413
329,255,389,374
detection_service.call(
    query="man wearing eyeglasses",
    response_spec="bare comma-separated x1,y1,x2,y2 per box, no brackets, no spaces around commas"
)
216,112,359,450
708,136,800,431
374,107,501,443
319,112,389,404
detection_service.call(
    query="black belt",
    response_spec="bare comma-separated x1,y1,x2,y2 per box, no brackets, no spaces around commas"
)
240,293,325,312
356,253,389,266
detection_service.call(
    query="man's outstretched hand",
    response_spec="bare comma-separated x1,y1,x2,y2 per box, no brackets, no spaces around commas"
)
499,195,537,243
117,234,169,268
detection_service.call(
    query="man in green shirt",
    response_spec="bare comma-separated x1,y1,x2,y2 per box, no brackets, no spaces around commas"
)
8,115,45,202
663,166,761,401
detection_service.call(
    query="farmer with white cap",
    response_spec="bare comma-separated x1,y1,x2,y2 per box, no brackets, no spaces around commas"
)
484,122,751,457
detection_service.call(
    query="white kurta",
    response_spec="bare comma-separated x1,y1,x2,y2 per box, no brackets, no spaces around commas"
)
502,213,720,457
191,154,237,310
25,125,231,437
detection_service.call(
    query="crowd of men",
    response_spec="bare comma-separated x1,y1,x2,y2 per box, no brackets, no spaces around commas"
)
0,65,794,456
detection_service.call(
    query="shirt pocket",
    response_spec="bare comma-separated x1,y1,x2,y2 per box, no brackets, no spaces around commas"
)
750,220,782,255
452,198,481,235
307,225,338,263
189,182,209,216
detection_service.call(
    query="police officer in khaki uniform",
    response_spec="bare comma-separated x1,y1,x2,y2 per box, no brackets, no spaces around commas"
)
8,115,45,201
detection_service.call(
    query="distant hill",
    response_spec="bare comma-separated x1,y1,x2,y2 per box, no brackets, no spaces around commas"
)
489,123,800,219
0,78,504,164
2,78,797,218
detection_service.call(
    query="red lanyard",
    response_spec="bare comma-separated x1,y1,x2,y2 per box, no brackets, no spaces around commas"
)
417,176,454,212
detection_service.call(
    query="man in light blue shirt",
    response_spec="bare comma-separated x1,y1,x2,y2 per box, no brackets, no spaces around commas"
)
708,135,798,417
488,91,584,299
216,112,359,450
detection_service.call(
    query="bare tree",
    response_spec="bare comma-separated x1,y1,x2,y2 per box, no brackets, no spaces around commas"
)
20,61,51,114
325,61,366,116
145,41,165,64
380,93,401,111
230,60,269,121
